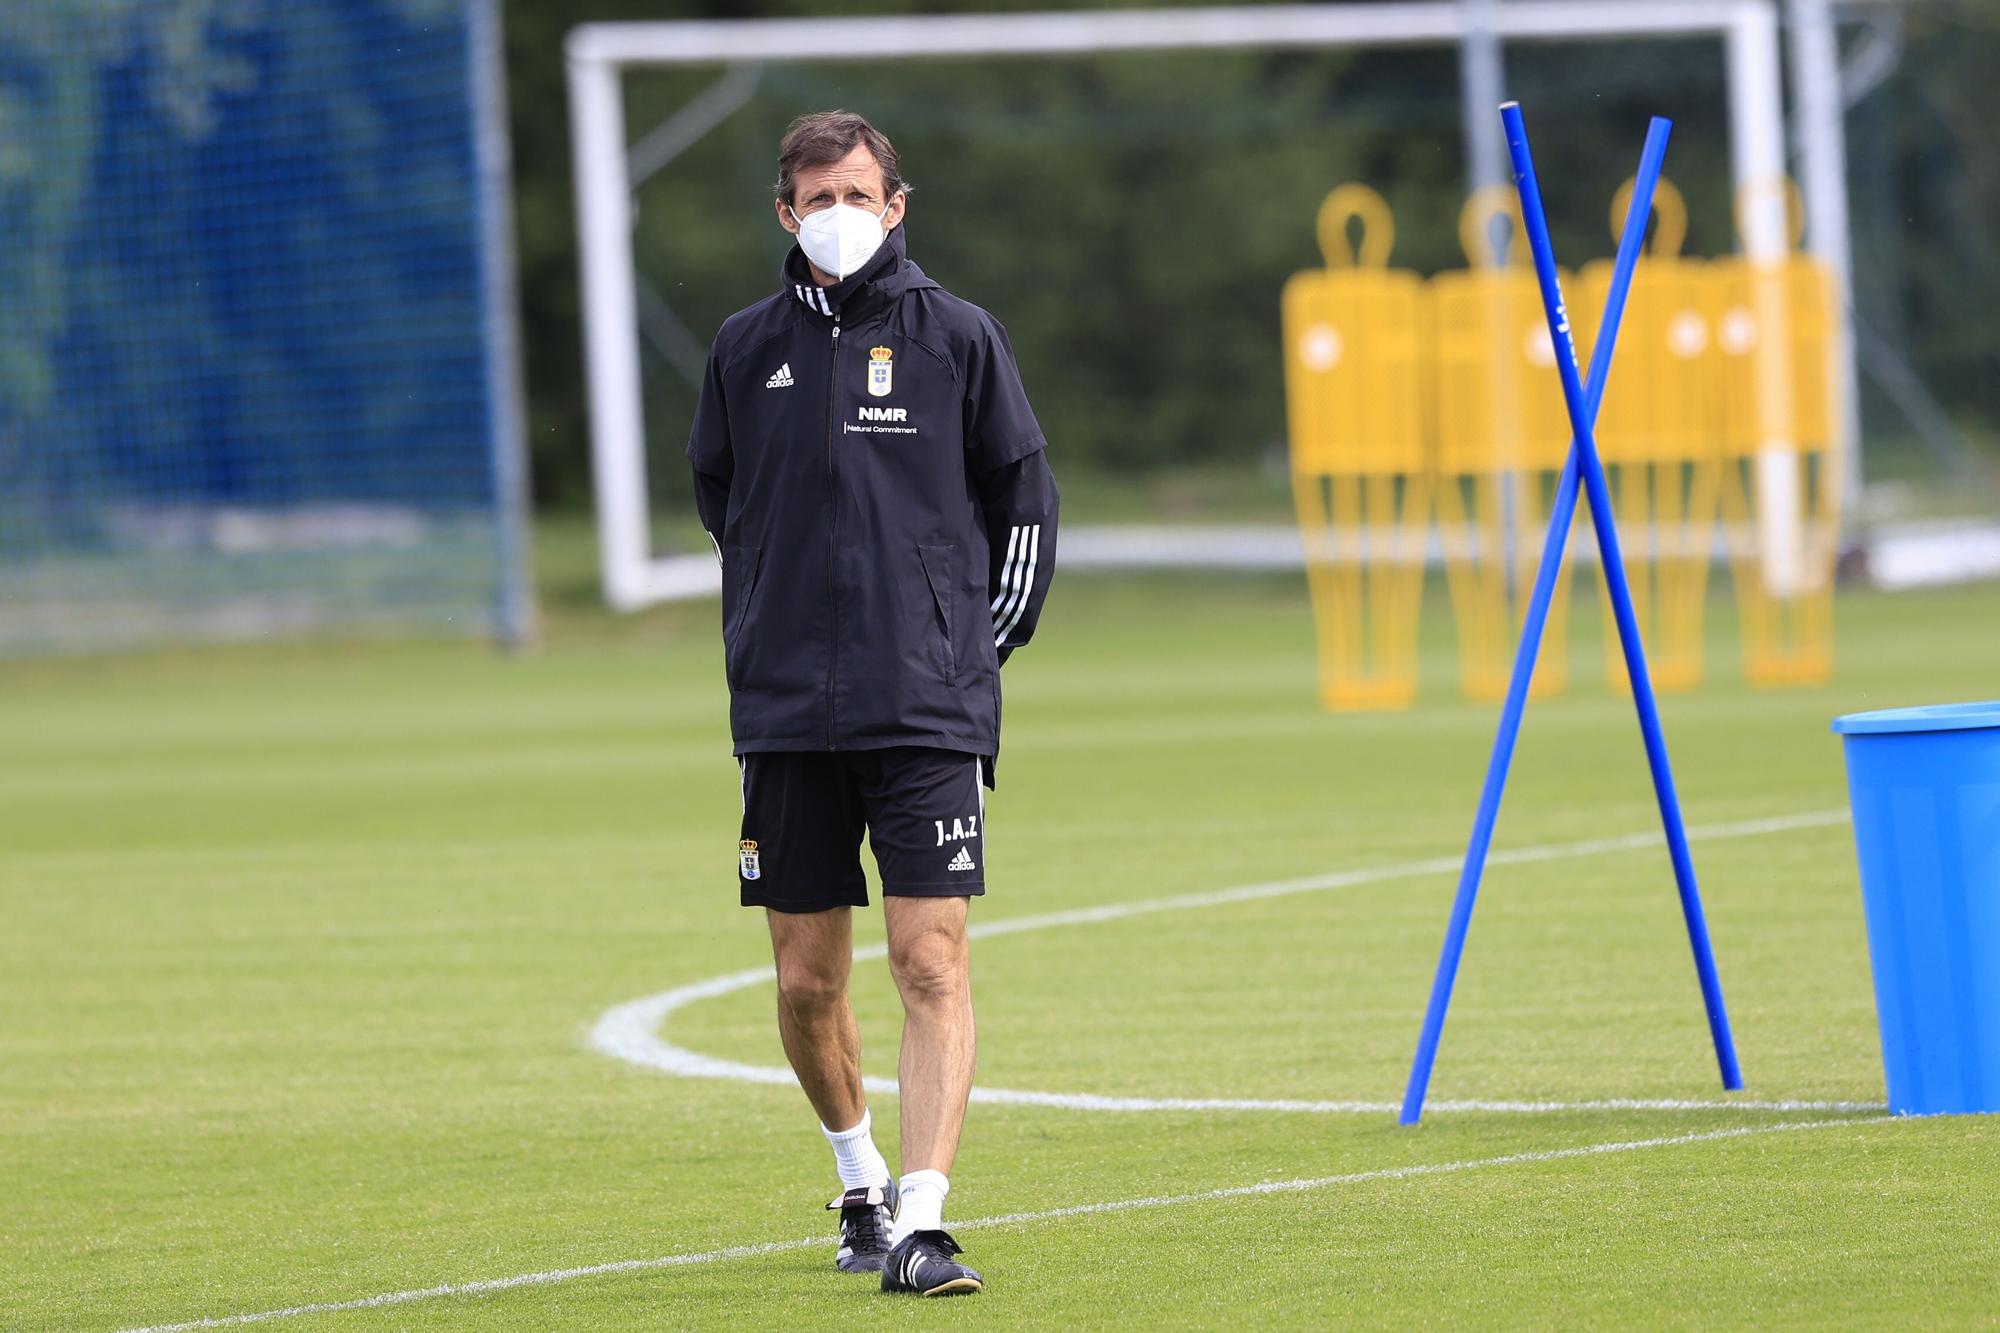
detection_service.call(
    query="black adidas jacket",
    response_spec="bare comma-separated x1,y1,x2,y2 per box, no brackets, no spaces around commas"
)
687,225,1059,762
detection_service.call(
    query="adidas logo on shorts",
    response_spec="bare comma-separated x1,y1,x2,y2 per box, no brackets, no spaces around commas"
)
947,846,976,872
764,362,794,389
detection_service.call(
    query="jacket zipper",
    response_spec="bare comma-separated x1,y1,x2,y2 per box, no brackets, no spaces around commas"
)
825,319,841,750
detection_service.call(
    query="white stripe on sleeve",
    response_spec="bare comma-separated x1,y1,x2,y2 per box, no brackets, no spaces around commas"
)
990,526,1024,617
990,526,1030,633
995,524,1040,646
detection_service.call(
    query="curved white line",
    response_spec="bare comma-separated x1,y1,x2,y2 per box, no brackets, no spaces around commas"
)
590,808,1876,1116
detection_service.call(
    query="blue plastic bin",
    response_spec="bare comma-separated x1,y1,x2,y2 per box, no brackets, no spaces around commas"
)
1832,702,2000,1115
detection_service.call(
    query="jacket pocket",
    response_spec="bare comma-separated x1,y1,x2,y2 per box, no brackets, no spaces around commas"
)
916,543,957,685
721,543,763,687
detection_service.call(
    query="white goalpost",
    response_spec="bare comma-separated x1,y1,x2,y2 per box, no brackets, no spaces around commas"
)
567,1,1802,611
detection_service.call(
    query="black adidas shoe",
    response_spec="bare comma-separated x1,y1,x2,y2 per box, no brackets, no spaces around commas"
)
828,1181,897,1274
880,1229,983,1296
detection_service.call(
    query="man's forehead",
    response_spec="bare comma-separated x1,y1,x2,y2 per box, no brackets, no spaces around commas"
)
794,145,886,195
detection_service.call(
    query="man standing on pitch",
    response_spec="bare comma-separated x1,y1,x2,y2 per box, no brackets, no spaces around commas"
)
687,110,1058,1297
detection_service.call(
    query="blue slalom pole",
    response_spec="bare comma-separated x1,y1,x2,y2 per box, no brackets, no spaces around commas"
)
1399,113,1679,1126
1499,103,1742,1094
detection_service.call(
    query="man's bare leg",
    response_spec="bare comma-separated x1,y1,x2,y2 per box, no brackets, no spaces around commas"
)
767,907,866,1134
769,906,897,1274
882,895,974,1249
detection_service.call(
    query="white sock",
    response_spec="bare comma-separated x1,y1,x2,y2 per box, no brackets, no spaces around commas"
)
891,1169,949,1244
822,1108,891,1191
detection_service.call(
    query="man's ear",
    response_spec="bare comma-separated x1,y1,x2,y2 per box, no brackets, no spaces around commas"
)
774,198,800,234
884,190,907,231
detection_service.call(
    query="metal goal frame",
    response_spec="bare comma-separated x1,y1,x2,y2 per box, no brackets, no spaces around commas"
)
566,2,1796,610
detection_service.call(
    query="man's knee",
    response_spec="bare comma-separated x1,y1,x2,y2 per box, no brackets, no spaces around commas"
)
888,924,969,1004
768,907,852,1016
774,950,848,1014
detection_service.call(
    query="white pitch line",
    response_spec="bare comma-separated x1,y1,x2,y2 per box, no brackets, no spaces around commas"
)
590,808,1871,1115
118,1115,1895,1333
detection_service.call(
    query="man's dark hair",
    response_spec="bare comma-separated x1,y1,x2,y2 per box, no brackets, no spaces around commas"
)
773,110,910,206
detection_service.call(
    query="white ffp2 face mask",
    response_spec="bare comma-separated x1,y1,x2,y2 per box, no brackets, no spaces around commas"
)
789,201,890,281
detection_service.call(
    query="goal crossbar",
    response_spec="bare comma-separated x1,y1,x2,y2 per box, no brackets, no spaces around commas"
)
569,3,1764,67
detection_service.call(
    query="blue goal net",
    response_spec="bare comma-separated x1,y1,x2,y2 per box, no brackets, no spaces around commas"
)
0,0,529,654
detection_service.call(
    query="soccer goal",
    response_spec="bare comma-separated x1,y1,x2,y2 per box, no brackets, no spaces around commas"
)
567,2,1813,612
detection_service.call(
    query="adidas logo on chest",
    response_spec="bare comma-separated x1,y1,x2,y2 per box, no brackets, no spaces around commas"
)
764,363,794,389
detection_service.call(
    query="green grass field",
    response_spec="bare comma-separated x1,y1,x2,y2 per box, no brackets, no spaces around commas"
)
6,568,2000,1330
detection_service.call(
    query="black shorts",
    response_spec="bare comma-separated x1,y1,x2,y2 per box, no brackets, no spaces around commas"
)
737,747,989,912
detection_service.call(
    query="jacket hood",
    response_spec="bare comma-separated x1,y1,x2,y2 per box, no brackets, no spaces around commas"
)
781,222,937,322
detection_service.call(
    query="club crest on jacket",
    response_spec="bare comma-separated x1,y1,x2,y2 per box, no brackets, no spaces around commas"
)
867,346,894,397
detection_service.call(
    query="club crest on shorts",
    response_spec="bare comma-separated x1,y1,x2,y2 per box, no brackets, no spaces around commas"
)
866,346,893,397
738,838,761,880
